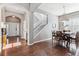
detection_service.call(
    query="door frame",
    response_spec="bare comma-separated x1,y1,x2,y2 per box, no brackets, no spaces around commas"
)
5,16,21,37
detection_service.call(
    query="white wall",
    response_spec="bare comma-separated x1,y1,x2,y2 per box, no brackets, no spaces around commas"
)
30,13,58,44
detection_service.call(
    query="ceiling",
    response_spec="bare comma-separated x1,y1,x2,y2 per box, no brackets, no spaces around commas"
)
38,3,79,16
16,3,41,12
1,3,79,16
0,3,41,12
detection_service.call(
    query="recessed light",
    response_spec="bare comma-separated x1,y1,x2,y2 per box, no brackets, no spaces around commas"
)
12,16,15,18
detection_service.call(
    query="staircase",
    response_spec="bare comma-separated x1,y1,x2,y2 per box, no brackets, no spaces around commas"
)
33,12,47,38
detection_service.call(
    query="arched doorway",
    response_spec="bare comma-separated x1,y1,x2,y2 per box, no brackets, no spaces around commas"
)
6,15,21,37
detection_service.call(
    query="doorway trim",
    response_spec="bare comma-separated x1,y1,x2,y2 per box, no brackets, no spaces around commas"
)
5,15,21,37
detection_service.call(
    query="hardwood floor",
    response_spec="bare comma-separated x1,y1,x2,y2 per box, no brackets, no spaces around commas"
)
0,37,72,56
7,36,25,44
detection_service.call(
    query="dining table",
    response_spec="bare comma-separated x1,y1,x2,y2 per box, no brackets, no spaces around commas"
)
52,31,76,48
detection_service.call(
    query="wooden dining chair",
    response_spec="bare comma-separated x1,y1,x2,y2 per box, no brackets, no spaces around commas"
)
62,34,71,48
55,31,63,45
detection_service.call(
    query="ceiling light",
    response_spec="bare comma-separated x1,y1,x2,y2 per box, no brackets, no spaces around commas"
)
12,16,15,18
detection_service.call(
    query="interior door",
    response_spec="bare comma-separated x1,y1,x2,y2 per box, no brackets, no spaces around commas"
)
6,22,19,36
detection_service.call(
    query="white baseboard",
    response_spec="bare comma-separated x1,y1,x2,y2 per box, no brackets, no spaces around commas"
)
28,38,51,45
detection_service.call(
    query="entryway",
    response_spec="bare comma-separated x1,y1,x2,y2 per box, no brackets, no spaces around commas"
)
4,15,22,48
6,15,21,37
